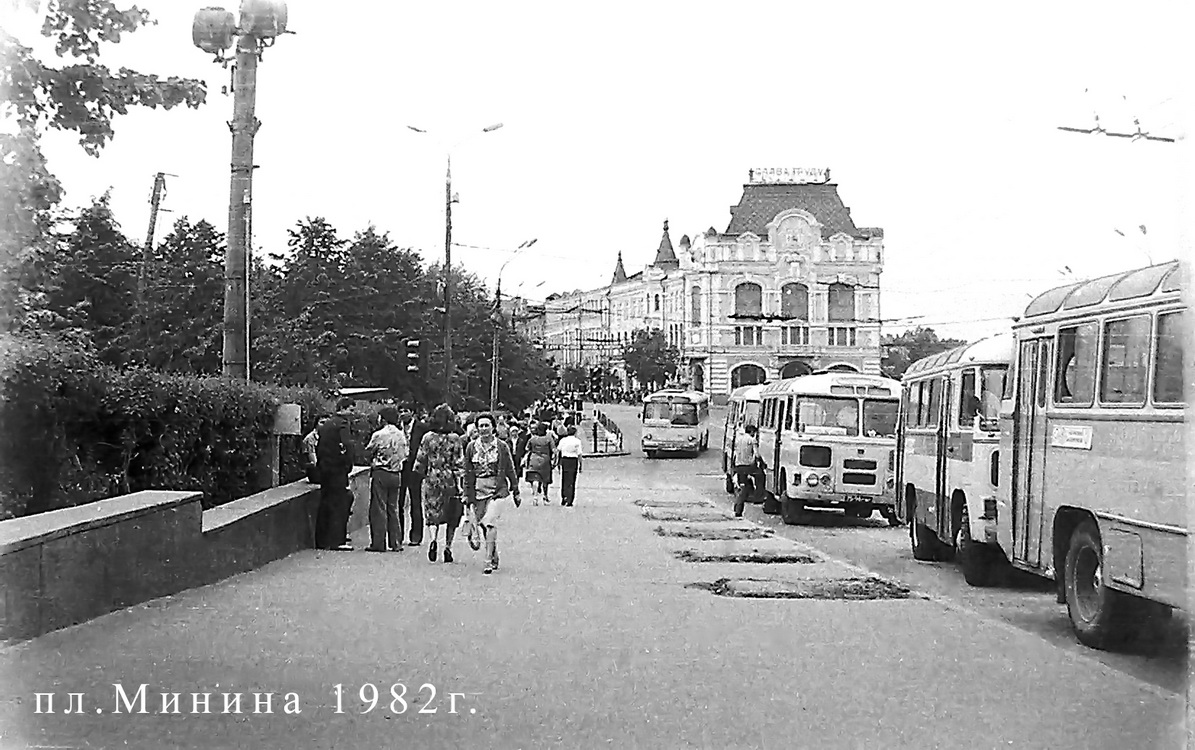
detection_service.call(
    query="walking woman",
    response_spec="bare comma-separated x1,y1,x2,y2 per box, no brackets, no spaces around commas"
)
463,413,521,574
523,422,557,505
413,404,466,563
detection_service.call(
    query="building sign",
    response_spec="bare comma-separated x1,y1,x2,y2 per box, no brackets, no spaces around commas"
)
748,167,831,185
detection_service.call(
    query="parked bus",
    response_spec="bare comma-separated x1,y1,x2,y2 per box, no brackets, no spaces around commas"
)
895,333,1012,586
757,372,902,525
722,383,766,495
998,260,1185,649
641,389,711,458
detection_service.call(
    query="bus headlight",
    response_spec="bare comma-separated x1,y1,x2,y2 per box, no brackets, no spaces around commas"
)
820,475,832,486
644,434,653,441
805,474,820,487
686,435,697,443
886,475,896,489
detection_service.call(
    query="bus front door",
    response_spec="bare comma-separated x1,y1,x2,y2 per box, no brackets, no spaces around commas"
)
771,400,786,495
1013,339,1050,567
935,377,952,541
894,392,908,521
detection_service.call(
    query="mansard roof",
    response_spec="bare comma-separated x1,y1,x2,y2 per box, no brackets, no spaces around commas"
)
726,183,865,239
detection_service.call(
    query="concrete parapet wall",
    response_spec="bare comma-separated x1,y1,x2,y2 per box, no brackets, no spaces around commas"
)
0,467,369,642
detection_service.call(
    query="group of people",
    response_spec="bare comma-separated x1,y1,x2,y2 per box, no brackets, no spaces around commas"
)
302,399,587,575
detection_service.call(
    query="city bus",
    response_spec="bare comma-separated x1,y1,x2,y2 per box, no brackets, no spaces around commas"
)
998,260,1185,649
895,333,1012,586
722,383,765,495
641,389,711,458
757,372,902,525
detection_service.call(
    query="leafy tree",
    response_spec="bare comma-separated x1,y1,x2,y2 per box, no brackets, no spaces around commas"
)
881,327,967,380
622,327,679,390
560,364,587,391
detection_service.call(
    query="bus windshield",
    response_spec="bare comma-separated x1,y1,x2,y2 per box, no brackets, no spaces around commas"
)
796,397,859,436
644,402,698,425
862,399,899,438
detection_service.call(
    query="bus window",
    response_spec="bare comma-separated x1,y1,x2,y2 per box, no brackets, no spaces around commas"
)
959,369,979,426
1154,311,1184,404
863,400,899,438
1101,315,1150,404
645,401,698,424
980,366,1006,422
926,378,941,428
906,383,922,427
784,397,794,430
1055,322,1097,405
798,397,859,437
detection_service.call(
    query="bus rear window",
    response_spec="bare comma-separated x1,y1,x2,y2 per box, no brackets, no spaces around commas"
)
1154,311,1184,404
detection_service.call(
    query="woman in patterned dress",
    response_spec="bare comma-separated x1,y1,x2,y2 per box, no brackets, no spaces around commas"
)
463,413,521,574
414,404,466,563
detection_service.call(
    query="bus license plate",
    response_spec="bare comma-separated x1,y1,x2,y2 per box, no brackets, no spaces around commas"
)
846,494,873,503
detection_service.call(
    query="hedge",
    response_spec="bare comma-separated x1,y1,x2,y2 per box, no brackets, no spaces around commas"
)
0,334,345,519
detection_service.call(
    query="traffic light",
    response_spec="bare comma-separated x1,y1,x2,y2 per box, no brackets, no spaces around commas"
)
590,366,602,390
405,339,420,373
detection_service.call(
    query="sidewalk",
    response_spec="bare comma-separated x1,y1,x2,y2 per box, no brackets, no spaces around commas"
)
0,456,1184,749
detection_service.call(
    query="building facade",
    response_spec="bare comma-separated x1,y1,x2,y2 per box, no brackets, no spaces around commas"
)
518,169,885,403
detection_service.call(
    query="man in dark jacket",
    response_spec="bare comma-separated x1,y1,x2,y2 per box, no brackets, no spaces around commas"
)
400,407,429,546
315,398,357,549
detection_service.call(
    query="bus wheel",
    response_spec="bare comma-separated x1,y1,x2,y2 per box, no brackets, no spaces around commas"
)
780,495,806,525
957,504,997,587
1064,520,1131,650
761,492,781,515
909,495,944,561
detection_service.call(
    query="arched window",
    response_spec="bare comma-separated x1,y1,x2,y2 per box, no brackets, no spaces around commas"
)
781,283,808,320
690,286,701,324
734,282,762,317
731,363,767,388
828,283,855,322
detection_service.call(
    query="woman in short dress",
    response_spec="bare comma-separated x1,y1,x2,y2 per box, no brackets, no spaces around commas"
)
523,422,557,505
414,404,465,563
463,413,521,574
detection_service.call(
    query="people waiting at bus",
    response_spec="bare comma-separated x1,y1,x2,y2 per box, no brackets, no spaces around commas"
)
732,424,760,518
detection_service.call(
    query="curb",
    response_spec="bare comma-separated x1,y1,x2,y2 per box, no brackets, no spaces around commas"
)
581,451,631,458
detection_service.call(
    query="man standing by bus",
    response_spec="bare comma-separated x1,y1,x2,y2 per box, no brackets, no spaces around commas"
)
732,424,759,518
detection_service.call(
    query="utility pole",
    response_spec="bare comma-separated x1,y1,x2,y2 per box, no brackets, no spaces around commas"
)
138,172,167,307
444,156,454,405
490,280,501,413
222,33,260,379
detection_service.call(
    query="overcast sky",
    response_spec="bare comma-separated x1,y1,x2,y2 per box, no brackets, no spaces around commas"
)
6,0,1192,342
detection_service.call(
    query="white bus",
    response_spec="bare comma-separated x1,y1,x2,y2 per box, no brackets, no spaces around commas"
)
757,372,902,525
895,333,1011,586
998,260,1186,649
641,389,711,458
722,383,765,495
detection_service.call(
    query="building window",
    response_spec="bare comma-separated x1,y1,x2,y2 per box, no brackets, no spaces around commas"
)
828,283,855,322
690,286,701,324
781,283,808,320
829,327,857,346
654,294,660,312
734,326,763,346
734,282,762,317
781,326,809,346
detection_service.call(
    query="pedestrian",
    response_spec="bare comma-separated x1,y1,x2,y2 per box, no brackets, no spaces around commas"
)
732,423,760,518
315,398,357,549
365,406,407,552
557,424,583,507
510,423,528,472
413,403,466,564
301,413,330,483
463,413,521,574
524,421,557,505
400,407,428,547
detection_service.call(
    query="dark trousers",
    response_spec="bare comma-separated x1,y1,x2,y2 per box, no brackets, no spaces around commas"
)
316,475,351,549
560,457,579,506
400,467,424,545
733,466,755,517
369,469,403,550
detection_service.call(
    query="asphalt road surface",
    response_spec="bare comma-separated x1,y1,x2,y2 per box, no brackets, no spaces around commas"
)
0,403,1186,749
605,402,1188,696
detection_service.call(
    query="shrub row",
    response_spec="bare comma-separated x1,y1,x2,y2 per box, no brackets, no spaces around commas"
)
0,334,350,519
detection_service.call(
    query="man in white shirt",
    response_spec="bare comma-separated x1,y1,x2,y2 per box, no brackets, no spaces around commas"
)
365,406,408,552
557,425,584,507
732,424,759,518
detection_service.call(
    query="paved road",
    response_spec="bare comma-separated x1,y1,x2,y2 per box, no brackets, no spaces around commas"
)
603,402,1189,695
0,404,1186,749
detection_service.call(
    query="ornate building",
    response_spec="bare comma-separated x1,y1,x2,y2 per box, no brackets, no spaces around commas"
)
519,169,885,403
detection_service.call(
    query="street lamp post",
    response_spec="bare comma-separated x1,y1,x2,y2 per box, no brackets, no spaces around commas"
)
490,239,537,413
192,1,289,380
407,123,504,405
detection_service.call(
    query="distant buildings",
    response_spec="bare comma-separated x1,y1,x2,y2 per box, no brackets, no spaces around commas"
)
515,168,885,403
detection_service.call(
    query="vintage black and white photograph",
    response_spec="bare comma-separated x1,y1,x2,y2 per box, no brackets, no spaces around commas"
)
0,0,1190,747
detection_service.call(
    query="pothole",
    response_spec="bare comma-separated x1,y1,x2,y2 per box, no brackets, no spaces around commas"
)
655,525,773,540
634,499,711,508
673,550,818,564
685,577,914,600
642,508,734,522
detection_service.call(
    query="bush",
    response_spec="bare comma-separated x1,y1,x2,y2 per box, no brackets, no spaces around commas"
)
0,333,330,517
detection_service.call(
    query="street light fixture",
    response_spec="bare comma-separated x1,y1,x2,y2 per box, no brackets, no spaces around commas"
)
407,122,505,405
192,0,290,380
490,238,537,413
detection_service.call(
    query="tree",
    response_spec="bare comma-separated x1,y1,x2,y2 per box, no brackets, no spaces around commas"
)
622,328,679,390
560,364,587,391
881,327,968,380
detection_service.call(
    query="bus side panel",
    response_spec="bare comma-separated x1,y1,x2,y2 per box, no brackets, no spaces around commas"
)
902,429,937,527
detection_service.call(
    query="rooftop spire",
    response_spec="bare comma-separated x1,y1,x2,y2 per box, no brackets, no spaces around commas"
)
612,250,627,284
652,218,678,268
